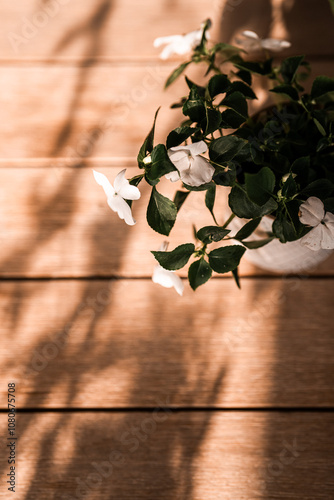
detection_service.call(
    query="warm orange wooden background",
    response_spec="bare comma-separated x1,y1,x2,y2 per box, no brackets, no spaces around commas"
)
0,0,334,498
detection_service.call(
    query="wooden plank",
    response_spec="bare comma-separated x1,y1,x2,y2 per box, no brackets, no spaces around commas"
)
0,64,184,160
1,279,333,408
0,0,333,60
0,166,334,277
0,0,216,60
0,412,333,498
0,61,333,162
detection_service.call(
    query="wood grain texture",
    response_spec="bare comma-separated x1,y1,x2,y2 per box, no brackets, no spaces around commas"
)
0,0,216,60
1,1,334,497
1,166,333,278
1,412,333,499
0,61,333,162
1,279,333,408
1,0,333,61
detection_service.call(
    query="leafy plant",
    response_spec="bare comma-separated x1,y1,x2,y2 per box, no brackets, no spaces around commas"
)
94,20,334,293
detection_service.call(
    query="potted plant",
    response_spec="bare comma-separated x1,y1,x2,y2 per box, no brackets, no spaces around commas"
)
93,19,334,293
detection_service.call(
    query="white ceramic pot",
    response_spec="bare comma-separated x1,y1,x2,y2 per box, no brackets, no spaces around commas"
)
230,215,333,273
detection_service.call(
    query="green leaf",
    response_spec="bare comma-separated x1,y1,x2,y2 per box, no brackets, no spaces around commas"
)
329,0,334,14
185,77,206,97
151,243,195,270
166,126,198,149
235,69,252,86
280,56,304,84
208,245,246,274
147,187,177,236
301,179,334,200
205,185,218,224
183,181,215,191
182,87,206,123
231,267,241,288
221,109,247,128
228,81,257,100
165,62,190,89
234,218,262,241
196,226,230,244
209,135,247,163
146,144,176,182
201,107,222,135
229,186,278,219
173,190,190,212
198,18,212,50
311,75,334,100
317,137,332,152
188,258,212,290
273,217,298,243
313,117,326,136
213,163,237,187
126,175,144,208
129,174,144,187
281,174,298,198
221,91,248,118
212,42,244,58
245,167,276,206
137,108,160,166
231,56,272,76
270,84,299,101
291,156,310,183
242,237,274,249
208,74,230,98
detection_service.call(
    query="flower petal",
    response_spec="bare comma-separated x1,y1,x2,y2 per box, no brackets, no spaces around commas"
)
108,195,136,225
180,156,214,187
168,154,191,175
168,148,188,163
153,35,182,48
169,272,185,296
168,141,207,163
320,224,334,249
241,30,260,40
322,212,334,249
324,211,334,225
93,170,115,198
165,170,181,182
299,197,325,227
152,266,184,295
113,169,126,192
183,29,203,48
186,140,208,156
113,169,141,200
261,38,291,52
300,225,323,251
159,43,179,60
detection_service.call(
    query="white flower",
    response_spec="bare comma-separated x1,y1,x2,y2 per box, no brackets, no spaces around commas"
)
299,197,334,251
152,242,184,296
166,141,214,187
236,30,291,52
153,23,210,60
93,169,141,226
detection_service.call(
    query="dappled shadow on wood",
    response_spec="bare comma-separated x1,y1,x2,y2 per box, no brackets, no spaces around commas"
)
256,277,334,498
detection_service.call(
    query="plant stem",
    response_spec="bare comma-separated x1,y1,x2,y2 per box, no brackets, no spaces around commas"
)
222,212,236,229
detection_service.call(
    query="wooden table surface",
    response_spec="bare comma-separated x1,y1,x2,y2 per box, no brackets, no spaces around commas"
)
1,1,334,498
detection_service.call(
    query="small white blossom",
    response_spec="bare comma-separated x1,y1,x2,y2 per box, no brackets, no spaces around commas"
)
166,141,214,187
93,169,141,226
299,196,334,251
153,22,210,60
152,242,184,295
236,30,291,52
